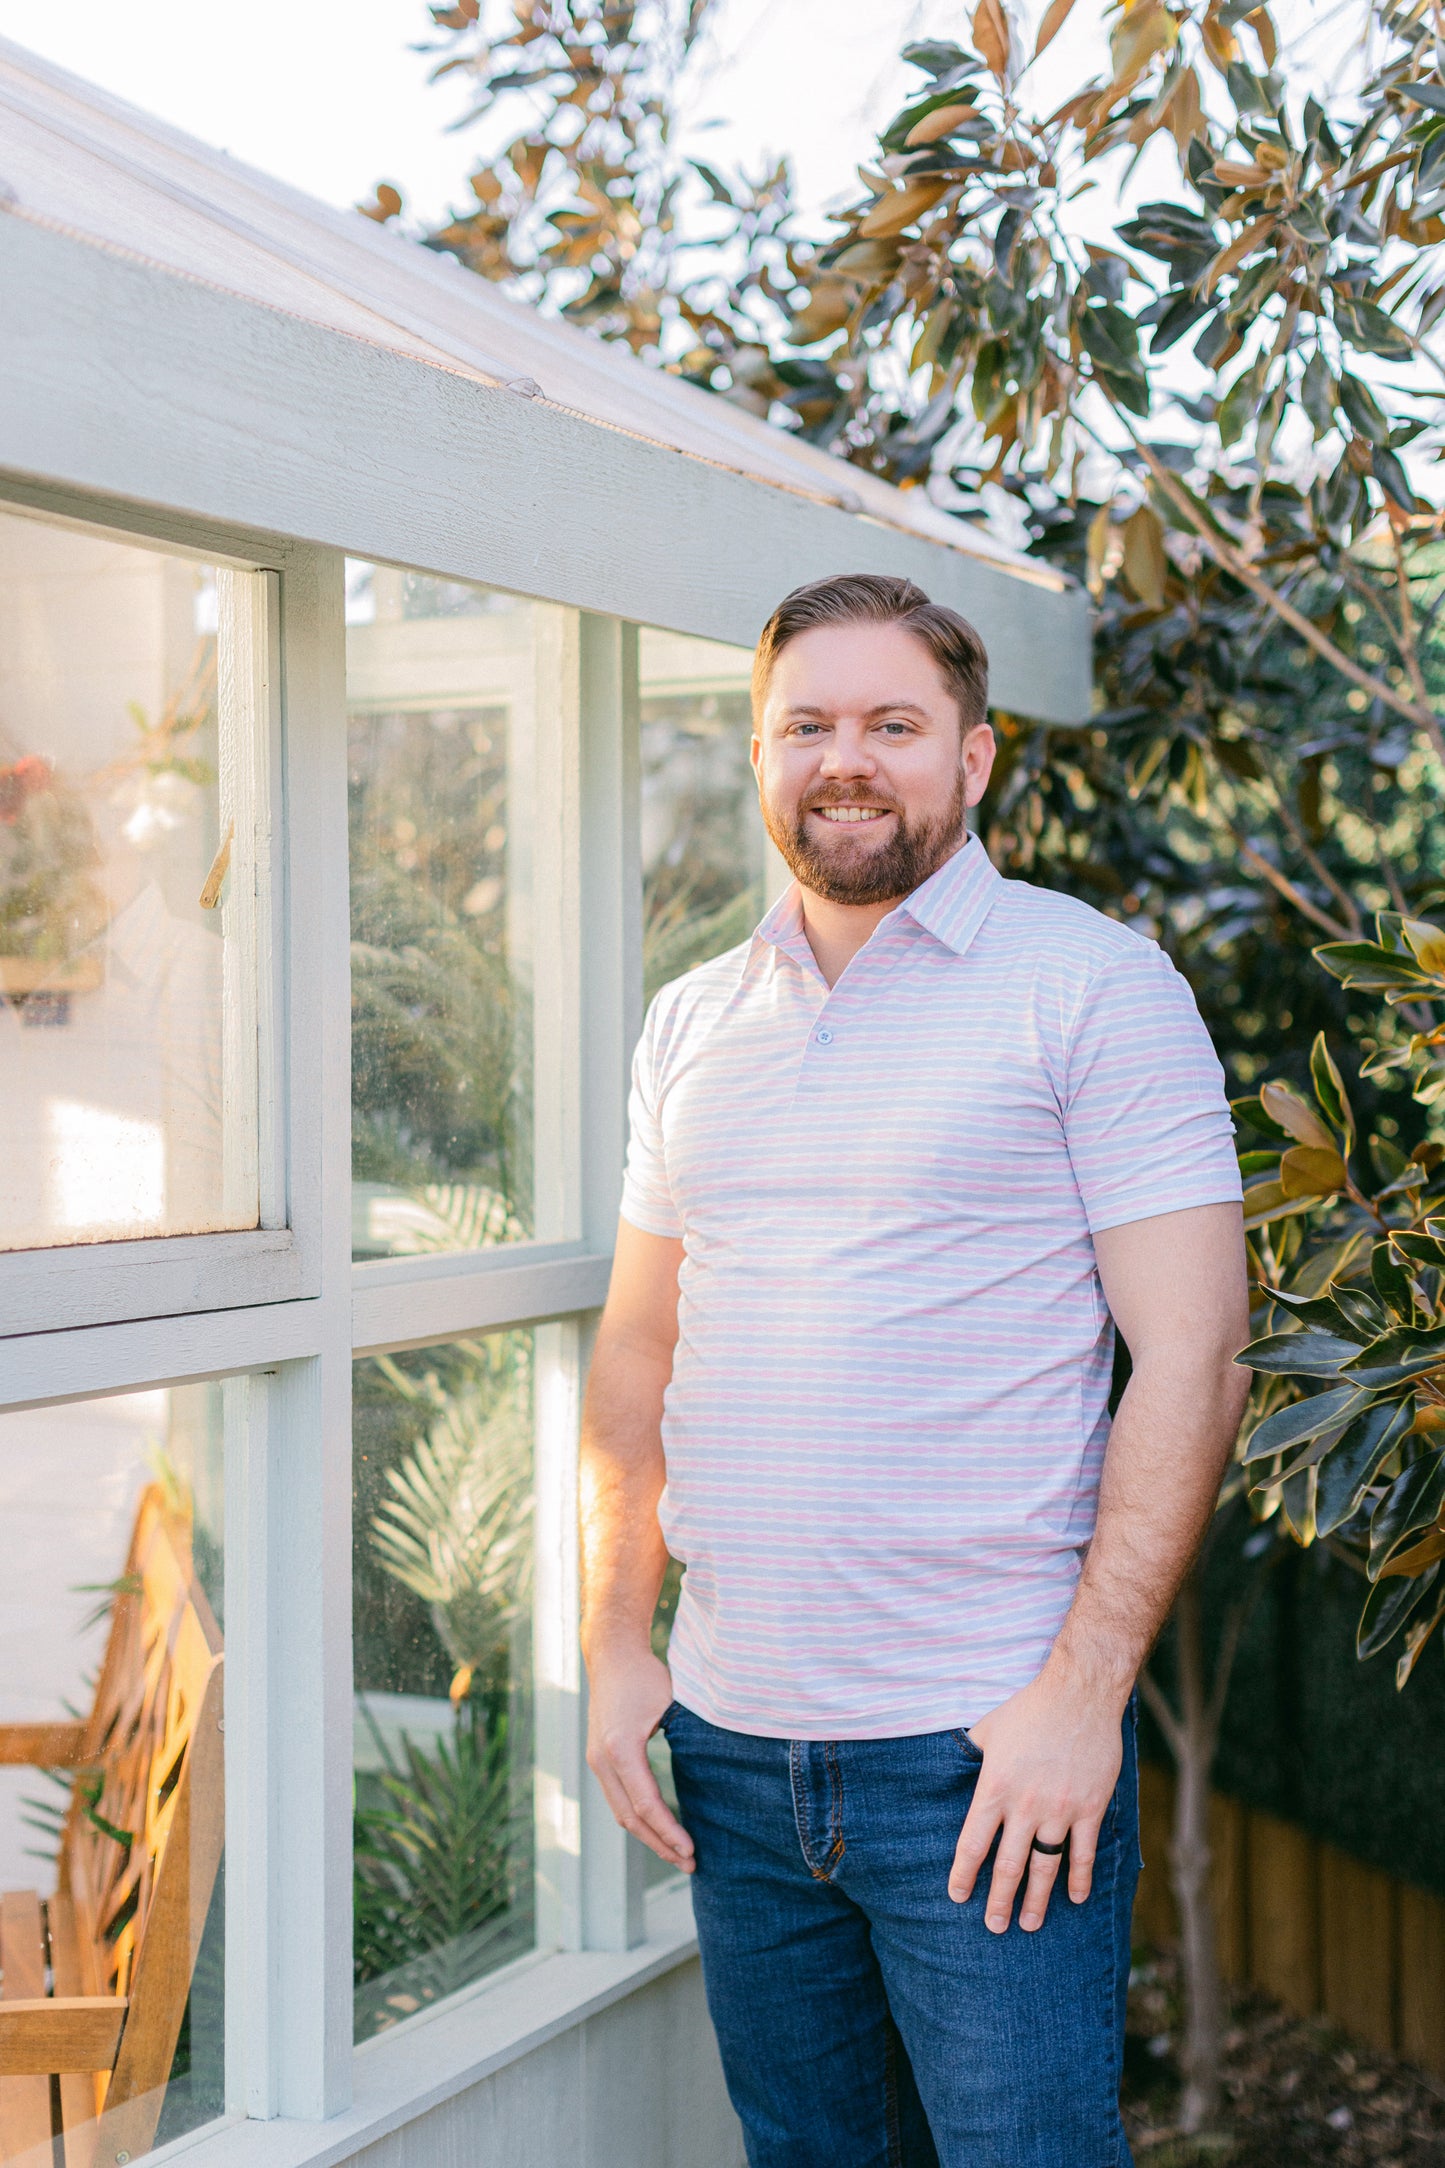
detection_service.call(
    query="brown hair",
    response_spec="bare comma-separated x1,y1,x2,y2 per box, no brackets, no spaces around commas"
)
750,573,989,734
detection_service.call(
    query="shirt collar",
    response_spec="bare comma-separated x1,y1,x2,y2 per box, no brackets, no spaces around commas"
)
752,833,1002,966
895,833,1002,958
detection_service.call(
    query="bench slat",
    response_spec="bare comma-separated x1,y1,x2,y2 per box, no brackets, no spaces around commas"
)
0,1891,53,2168
48,1896,102,2145
0,2000,127,2075
0,1727,87,1769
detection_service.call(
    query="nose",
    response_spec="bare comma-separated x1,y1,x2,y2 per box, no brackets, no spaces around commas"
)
819,722,877,779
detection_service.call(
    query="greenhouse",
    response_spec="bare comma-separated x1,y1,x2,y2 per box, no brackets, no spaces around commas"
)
0,32,1089,2168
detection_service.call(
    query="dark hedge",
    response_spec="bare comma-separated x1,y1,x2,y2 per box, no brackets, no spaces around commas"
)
1140,1500,1445,1897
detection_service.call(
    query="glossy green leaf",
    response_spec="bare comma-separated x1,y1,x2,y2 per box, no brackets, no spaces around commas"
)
1309,1032,1354,1152
1333,293,1414,360
1240,1328,1365,1375
1337,372,1392,446
1241,1384,1371,1462
1372,1244,1419,1324
1370,1450,1445,1577
1300,349,1336,438
1372,443,1417,512
1342,1323,1445,1388
1357,1561,1440,1659
1315,1396,1417,1536
1313,941,1434,992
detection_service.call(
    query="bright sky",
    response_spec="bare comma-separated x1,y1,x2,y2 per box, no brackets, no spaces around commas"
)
0,0,950,228
0,0,1364,241
0,0,1404,495
0,0,1375,241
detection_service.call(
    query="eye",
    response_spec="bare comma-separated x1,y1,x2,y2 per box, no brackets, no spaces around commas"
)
790,722,824,737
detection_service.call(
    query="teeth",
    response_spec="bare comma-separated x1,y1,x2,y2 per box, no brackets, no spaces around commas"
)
815,806,888,822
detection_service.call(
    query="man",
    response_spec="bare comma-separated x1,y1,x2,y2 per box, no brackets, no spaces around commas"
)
581,573,1250,2167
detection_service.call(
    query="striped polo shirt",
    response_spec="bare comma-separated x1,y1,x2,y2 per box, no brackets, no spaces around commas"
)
621,835,1241,1738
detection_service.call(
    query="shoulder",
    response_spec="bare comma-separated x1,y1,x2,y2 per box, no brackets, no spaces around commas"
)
984,875,1159,979
979,879,1204,1064
641,938,753,1068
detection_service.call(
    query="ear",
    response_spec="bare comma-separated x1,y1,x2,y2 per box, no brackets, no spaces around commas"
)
962,723,997,809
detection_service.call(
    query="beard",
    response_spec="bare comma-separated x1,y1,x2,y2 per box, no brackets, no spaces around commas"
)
761,771,970,906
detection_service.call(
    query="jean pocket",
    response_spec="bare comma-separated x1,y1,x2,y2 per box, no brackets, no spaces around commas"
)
950,1725,984,1767
656,1699,683,1738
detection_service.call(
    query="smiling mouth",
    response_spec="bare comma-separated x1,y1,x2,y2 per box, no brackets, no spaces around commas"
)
811,805,893,824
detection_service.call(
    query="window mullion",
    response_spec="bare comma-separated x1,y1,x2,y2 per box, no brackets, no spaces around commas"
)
261,547,354,2118
565,614,647,1953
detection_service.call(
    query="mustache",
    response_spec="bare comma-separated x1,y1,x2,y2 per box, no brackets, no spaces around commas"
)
802,786,903,813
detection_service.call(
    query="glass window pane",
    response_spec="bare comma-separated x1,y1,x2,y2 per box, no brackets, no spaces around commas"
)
0,504,265,1248
0,1381,226,2158
637,627,760,1885
352,1329,535,2038
347,565,573,1260
640,627,764,1003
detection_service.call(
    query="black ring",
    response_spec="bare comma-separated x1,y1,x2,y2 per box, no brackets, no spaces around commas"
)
1030,1836,1066,1856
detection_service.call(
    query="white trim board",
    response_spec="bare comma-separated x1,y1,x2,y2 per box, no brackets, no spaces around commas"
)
351,1250,612,1357
0,217,1093,724
0,1295,325,1412
139,1882,702,2168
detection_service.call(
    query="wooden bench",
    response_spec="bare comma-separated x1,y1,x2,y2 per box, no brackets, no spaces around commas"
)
0,1484,224,2168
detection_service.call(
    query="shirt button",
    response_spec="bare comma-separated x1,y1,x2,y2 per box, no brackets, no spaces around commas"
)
816,1028,833,1045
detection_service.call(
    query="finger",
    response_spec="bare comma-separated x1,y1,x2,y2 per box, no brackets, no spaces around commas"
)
948,1793,1004,1904
983,1820,1035,1934
1017,1840,1065,1932
609,1744,696,1866
593,1757,692,1869
1067,1815,1101,1905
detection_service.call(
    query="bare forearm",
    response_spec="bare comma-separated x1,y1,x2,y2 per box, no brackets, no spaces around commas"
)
579,1323,672,1662
1045,1345,1252,1709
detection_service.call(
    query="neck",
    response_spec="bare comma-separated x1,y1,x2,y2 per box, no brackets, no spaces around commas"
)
795,831,970,990
798,891,896,989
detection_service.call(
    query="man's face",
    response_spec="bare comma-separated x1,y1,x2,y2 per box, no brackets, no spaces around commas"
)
751,621,996,906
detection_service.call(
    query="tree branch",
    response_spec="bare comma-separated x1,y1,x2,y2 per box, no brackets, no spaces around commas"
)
1138,1663,1186,1761
1231,834,1353,938
1255,753,1365,935
1131,436,1445,768
1391,522,1433,716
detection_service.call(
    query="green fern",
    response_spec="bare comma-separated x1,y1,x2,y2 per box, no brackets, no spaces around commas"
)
353,1716,532,2032
369,1351,532,1686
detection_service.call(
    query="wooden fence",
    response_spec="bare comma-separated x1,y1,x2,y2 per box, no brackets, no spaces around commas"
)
1135,1762,1445,2076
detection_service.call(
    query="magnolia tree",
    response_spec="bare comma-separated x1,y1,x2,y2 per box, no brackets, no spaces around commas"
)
363,0,793,381
765,2,1445,2127
370,0,1445,2130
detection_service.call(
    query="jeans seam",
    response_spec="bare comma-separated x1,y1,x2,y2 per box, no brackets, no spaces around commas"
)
823,1740,845,1877
883,2020,903,2168
1099,1778,1127,2168
788,1740,829,1882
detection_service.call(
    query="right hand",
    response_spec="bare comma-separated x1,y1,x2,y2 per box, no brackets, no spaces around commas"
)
585,1644,695,1872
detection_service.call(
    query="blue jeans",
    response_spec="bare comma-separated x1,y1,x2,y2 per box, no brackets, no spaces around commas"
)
661,1701,1139,2168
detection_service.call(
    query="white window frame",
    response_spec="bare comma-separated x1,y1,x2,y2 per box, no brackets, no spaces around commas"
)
0,483,309,1334
0,520,648,2160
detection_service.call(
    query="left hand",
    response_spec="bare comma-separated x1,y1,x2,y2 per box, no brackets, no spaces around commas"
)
947,1666,1126,1933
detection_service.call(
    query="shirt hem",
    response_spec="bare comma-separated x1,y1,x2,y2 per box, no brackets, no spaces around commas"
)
1084,1182,1242,1237
669,1677,1030,1741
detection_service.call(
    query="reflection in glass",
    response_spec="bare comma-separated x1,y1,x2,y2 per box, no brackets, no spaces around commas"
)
640,627,764,1003
352,1331,535,2039
0,504,263,1249
347,564,550,1261
0,1383,225,2161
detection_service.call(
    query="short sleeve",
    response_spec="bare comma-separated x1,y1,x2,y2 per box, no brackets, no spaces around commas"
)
1063,942,1241,1235
619,997,683,1238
